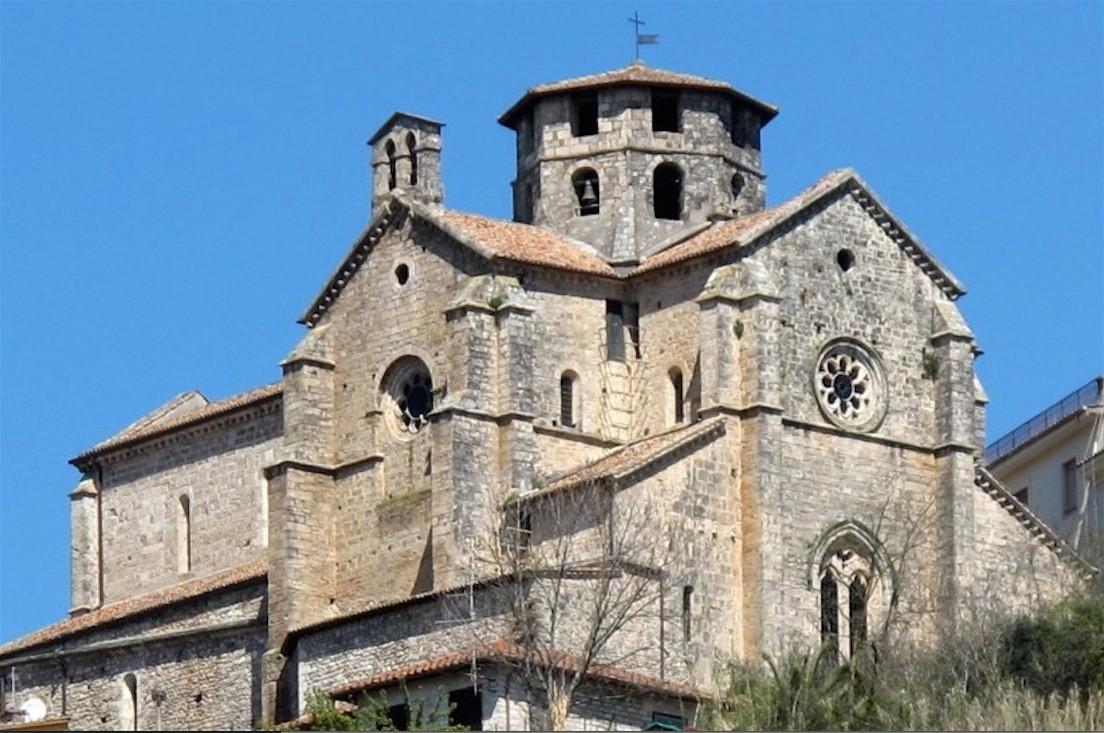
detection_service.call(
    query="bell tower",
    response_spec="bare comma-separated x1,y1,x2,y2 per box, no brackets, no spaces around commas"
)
368,112,444,212
499,62,778,263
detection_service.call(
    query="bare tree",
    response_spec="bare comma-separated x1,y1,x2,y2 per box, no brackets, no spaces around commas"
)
454,478,690,731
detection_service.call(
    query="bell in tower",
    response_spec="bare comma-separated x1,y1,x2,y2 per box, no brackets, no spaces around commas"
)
499,62,777,263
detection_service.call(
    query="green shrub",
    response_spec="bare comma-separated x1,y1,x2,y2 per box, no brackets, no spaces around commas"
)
1000,592,1104,698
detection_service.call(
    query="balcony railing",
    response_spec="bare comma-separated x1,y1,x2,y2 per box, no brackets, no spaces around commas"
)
985,377,1103,465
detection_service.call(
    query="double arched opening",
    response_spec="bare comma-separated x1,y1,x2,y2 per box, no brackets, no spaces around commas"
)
808,520,896,665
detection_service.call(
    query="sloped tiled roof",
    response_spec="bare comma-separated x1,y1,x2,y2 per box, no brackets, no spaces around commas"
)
500,61,777,127
0,561,267,658
633,170,851,275
517,419,726,502
328,638,707,701
72,382,282,465
974,464,1097,579
631,168,967,299
434,209,618,278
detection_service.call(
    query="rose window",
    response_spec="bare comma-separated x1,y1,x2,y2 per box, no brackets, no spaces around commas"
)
381,357,435,437
813,340,886,432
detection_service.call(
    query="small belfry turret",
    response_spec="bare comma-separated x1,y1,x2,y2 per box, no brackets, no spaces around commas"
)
369,112,444,211
499,61,778,263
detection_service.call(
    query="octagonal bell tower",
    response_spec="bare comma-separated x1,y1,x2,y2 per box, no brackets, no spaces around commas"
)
499,61,778,264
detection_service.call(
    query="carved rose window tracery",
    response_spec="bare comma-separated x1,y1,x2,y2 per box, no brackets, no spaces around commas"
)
813,340,886,433
382,357,434,437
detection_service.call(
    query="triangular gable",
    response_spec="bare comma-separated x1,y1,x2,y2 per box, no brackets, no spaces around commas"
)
631,169,967,300
299,192,618,328
73,383,281,464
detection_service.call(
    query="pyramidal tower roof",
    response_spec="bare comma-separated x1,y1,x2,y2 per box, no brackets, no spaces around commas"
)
499,60,778,128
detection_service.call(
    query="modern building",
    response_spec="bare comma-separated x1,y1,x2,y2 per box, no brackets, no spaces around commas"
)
986,377,1104,566
0,62,1095,731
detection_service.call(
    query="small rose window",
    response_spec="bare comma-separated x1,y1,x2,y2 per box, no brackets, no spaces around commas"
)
382,357,434,437
813,340,886,432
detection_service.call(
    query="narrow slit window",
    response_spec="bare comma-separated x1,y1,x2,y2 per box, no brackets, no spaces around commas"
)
653,163,683,220
682,585,693,642
385,139,397,190
652,89,680,132
177,495,191,574
406,132,418,185
559,372,577,428
122,673,138,731
572,93,598,137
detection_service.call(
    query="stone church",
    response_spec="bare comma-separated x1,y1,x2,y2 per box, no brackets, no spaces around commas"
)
1,62,1096,731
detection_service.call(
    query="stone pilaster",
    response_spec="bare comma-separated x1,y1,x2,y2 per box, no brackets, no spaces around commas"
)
262,325,338,725
435,275,505,587
68,472,101,615
930,300,980,629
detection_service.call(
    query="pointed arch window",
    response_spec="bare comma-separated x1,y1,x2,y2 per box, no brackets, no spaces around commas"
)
177,495,191,574
819,547,875,663
572,168,600,216
653,163,682,220
406,132,418,186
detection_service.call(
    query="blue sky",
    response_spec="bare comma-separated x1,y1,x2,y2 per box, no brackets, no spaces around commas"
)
1,1,1101,644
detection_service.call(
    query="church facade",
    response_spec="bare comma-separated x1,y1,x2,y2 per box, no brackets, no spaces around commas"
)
1,63,1095,731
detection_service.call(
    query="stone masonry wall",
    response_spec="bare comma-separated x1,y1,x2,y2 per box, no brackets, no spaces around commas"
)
97,405,281,604
519,87,765,259
3,584,266,731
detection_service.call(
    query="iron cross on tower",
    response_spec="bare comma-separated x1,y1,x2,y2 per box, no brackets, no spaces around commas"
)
628,11,659,61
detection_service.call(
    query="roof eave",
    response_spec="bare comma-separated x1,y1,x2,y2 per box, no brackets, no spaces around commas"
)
498,82,778,130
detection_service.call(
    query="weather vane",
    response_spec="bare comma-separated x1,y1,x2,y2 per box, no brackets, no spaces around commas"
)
628,11,659,61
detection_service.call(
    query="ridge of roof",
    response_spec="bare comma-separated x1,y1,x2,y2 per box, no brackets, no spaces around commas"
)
499,61,778,128
299,193,619,328
0,560,267,658
428,206,618,278
630,168,967,300
327,639,708,701
73,382,282,465
301,169,967,330
974,464,1098,579
112,390,209,441
516,418,726,503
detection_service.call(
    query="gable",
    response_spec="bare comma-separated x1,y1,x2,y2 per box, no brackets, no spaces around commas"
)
630,169,966,301
299,194,617,329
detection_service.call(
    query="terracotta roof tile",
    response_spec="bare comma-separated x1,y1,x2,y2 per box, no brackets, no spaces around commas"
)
500,62,777,127
632,169,851,276
73,382,282,464
329,639,707,701
0,561,267,657
519,419,726,502
433,209,619,278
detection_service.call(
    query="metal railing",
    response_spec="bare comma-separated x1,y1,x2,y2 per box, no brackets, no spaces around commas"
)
985,376,1103,465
